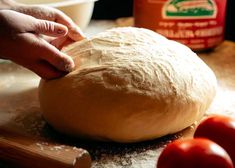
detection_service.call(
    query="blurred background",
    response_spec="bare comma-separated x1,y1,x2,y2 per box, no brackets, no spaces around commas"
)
92,0,235,42
15,0,234,41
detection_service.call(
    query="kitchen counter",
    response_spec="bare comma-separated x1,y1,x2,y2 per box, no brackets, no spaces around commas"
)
1,19,235,168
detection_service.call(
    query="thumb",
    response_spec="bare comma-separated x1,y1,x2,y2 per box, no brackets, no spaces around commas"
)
34,19,68,37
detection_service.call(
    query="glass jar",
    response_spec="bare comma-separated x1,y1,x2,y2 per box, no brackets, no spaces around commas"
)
134,0,227,51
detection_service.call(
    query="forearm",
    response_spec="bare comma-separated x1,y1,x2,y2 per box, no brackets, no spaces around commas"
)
0,0,18,10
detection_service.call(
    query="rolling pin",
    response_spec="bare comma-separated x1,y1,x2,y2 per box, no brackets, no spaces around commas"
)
0,129,91,168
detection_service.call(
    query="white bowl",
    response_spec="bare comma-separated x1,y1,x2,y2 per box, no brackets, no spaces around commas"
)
15,0,96,30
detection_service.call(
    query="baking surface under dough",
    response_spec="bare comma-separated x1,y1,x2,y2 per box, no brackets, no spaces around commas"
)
39,27,217,143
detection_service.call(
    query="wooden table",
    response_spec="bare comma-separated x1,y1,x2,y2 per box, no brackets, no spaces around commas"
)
1,19,235,168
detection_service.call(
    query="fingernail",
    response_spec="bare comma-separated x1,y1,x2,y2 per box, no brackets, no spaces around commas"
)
58,59,74,72
65,63,74,72
57,29,65,34
64,58,75,72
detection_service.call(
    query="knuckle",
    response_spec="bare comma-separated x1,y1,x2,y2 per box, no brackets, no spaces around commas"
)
45,21,55,33
36,21,55,34
35,23,43,33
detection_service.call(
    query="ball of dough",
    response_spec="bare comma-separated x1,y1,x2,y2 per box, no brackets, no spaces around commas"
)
39,27,217,143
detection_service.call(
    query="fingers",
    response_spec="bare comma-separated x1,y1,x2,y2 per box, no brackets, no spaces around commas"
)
54,10,85,41
31,60,67,80
31,11,84,42
0,10,74,80
0,10,69,38
34,20,68,37
68,26,85,41
12,33,74,79
26,40,74,79
14,5,85,41
38,39,75,72
50,36,74,50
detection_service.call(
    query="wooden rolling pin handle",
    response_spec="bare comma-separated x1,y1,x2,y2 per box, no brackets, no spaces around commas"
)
0,133,91,168
74,153,92,168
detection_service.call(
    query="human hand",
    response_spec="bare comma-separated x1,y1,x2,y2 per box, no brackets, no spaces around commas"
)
0,10,75,79
11,3,85,48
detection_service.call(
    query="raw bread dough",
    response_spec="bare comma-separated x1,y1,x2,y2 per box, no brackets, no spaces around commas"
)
39,27,217,143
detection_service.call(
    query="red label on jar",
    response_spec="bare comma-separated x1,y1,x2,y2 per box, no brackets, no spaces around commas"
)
134,0,227,51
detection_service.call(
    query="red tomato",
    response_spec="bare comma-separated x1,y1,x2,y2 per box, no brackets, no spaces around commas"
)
194,115,235,165
157,138,233,168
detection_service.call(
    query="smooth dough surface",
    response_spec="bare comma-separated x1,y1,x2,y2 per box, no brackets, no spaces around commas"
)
39,27,217,143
